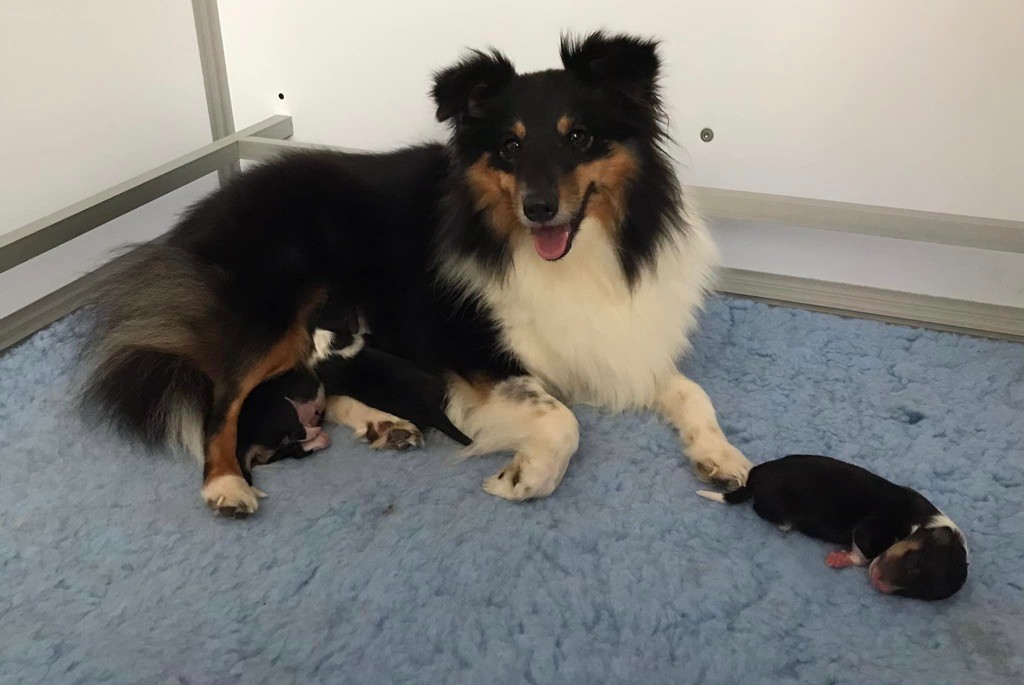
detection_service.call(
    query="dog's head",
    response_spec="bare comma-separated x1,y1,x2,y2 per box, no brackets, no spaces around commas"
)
868,526,969,601
432,32,666,263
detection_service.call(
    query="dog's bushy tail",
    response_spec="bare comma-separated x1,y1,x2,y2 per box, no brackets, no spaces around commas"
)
697,486,752,504
80,244,222,460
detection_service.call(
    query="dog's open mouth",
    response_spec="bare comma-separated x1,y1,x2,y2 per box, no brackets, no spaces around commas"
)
529,185,596,261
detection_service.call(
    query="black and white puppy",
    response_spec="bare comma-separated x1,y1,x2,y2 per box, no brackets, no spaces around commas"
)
236,308,471,489
309,304,472,447
236,365,329,486
317,347,472,447
698,454,969,600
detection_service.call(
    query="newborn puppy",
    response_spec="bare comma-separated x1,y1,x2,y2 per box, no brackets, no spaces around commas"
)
316,347,472,447
309,300,471,447
698,454,968,600
236,366,329,485
235,304,470,496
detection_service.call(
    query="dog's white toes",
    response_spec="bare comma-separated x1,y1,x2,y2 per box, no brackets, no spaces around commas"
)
483,456,562,501
201,475,260,518
690,441,751,489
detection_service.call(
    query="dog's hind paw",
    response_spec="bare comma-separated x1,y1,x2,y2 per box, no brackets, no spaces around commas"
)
201,474,260,518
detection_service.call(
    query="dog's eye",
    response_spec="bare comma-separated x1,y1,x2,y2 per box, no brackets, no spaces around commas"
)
499,137,520,162
568,128,593,151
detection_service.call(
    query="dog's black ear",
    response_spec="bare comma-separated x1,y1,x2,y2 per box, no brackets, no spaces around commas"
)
560,32,661,104
431,49,516,123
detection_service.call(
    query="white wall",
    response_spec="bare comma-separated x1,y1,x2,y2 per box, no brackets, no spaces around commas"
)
218,0,1024,308
0,0,211,234
0,176,220,320
714,220,1024,309
0,0,213,318
221,0,1024,221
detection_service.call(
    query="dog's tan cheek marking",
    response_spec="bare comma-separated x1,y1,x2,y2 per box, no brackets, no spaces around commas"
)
466,154,521,240
575,144,639,235
513,121,526,139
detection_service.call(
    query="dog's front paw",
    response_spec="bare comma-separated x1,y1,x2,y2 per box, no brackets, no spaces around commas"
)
359,419,423,451
689,441,751,489
201,474,260,518
483,454,563,501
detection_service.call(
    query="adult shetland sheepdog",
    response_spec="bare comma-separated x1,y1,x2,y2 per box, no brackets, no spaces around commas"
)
82,32,751,517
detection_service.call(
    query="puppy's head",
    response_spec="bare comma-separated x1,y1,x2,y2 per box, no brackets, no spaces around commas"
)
431,32,664,262
868,526,968,600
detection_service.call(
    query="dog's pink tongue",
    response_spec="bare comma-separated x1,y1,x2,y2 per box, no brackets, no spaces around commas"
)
531,225,571,260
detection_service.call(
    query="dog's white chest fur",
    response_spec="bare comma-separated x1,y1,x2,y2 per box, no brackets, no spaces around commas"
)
476,216,718,410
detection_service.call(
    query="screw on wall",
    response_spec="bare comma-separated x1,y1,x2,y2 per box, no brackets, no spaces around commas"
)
278,93,285,100
700,127,714,142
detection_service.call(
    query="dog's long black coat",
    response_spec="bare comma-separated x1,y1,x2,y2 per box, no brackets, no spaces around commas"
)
84,147,523,452
80,32,684,515
173,147,521,379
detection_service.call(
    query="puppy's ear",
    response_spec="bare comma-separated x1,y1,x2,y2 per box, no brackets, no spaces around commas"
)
431,49,516,123
560,32,661,105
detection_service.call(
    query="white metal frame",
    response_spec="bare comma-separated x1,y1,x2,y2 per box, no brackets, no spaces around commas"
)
0,116,292,277
0,116,291,351
2,125,1021,352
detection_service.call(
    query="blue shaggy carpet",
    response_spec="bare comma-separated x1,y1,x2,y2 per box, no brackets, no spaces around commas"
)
1,296,1022,685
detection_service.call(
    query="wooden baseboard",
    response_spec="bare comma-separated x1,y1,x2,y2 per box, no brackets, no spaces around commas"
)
716,267,1024,341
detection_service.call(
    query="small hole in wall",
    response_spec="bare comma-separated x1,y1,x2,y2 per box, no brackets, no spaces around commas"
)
278,93,285,100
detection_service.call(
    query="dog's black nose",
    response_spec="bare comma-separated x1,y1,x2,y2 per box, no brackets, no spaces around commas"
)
522,193,559,223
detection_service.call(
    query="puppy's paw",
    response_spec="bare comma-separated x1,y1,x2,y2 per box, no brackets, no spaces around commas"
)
360,419,423,451
201,474,260,518
483,455,563,502
302,429,332,453
825,550,857,569
690,441,752,489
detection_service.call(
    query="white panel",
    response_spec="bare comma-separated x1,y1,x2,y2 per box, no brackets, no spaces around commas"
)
0,0,211,234
711,219,1024,308
0,175,220,320
221,0,1024,220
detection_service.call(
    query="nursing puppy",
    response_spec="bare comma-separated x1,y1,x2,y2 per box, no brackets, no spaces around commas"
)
305,301,472,448
82,32,750,517
236,366,329,489
237,312,472,494
236,350,471,497
699,455,969,600
317,348,473,448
